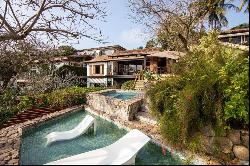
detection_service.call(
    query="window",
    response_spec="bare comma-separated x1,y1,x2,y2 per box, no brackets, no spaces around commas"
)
95,65,101,74
93,64,104,75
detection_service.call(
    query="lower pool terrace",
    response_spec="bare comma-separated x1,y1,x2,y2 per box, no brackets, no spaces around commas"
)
20,109,182,165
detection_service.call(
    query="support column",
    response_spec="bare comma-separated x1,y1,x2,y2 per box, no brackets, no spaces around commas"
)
144,56,147,70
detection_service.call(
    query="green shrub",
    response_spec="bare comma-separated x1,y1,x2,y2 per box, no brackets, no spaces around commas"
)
219,53,249,127
144,70,155,81
147,31,249,147
0,87,19,125
147,77,182,118
17,96,34,111
0,86,104,126
121,81,134,90
46,86,104,108
0,107,19,126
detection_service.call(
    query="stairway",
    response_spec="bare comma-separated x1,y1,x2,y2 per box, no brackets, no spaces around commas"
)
134,80,145,90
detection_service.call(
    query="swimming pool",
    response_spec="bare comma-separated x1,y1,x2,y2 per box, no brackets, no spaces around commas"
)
20,110,182,165
102,91,139,100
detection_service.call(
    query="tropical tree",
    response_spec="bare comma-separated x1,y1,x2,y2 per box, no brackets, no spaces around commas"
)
145,39,157,48
239,0,249,12
196,0,238,30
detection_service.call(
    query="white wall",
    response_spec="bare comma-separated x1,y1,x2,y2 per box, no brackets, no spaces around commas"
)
87,62,108,76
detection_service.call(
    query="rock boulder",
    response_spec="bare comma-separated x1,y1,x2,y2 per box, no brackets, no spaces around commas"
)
233,145,249,161
214,137,233,154
227,130,241,145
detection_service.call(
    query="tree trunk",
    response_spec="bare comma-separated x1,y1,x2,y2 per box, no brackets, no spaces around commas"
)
178,33,189,52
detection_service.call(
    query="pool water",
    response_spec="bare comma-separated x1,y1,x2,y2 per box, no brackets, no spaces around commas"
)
103,91,138,100
20,110,182,165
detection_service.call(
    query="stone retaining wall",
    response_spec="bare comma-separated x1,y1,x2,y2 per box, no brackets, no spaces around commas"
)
86,90,144,121
199,126,249,164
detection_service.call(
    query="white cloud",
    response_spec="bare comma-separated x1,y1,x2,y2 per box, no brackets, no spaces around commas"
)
119,28,149,47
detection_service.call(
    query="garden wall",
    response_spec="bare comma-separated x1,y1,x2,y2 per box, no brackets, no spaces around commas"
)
199,126,249,164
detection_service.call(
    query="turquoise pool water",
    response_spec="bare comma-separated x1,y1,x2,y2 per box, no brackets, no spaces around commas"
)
20,110,182,165
103,91,138,100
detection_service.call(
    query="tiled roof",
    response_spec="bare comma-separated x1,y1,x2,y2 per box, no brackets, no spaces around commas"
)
148,51,185,60
78,45,126,52
85,49,185,63
111,48,159,56
85,55,110,63
220,28,249,35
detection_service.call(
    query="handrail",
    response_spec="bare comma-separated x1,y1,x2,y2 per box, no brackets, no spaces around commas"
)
132,70,145,89
132,72,139,90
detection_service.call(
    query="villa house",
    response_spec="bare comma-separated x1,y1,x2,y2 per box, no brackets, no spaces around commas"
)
85,48,185,87
77,45,126,58
15,45,127,88
63,45,127,68
219,28,249,46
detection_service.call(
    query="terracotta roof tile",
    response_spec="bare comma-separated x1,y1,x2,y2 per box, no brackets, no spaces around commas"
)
111,48,160,56
85,55,111,63
220,28,249,35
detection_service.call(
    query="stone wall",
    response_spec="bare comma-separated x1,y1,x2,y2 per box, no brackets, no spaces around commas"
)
86,90,144,121
200,126,249,165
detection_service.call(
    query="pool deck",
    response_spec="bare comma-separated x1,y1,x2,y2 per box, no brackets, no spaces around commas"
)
0,105,210,165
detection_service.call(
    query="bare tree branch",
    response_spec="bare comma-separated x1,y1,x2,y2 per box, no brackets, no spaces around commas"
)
0,0,107,42
0,0,8,29
128,0,206,52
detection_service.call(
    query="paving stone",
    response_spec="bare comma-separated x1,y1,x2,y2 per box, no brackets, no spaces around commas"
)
0,160,6,165
6,159,19,165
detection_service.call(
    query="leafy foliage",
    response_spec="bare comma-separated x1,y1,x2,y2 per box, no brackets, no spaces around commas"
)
121,81,134,90
0,87,19,126
145,39,158,48
195,0,238,30
0,86,104,126
144,70,155,81
58,45,77,56
231,23,249,30
219,52,249,126
147,31,249,147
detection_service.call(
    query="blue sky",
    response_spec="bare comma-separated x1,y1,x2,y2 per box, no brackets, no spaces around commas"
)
69,0,249,50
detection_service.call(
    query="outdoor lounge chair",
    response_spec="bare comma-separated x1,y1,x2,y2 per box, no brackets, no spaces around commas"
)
46,115,96,145
45,129,150,165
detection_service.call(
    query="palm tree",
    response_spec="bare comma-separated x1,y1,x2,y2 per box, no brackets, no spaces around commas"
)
196,0,238,30
239,0,249,12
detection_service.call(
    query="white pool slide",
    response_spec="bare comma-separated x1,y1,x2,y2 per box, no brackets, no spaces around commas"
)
45,129,150,165
46,115,96,145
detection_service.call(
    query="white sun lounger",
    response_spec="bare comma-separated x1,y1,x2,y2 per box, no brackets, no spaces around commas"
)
46,115,96,145
45,129,150,165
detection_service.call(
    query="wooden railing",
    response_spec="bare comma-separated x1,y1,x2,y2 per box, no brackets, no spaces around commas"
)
132,70,145,89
